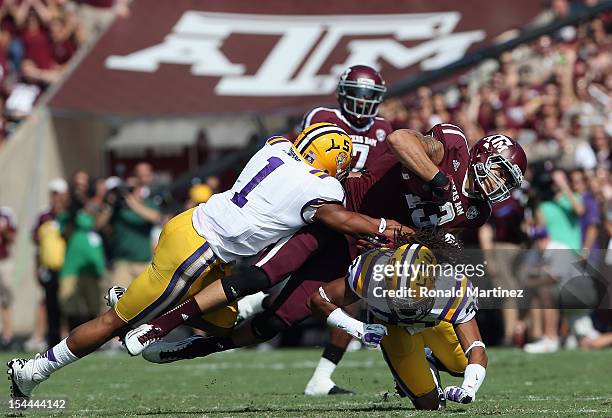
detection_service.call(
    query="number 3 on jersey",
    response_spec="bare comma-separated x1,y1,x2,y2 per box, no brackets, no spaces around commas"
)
404,193,455,227
231,157,284,208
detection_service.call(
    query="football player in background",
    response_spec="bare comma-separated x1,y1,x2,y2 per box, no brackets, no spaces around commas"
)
300,64,394,394
309,229,488,410
302,64,392,173
8,123,401,399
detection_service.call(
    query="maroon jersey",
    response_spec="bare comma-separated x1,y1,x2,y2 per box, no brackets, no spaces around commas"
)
302,107,393,172
345,123,491,229
488,194,525,243
0,206,17,259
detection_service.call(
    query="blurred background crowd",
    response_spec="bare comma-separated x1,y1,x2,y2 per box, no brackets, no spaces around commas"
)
0,0,610,354
0,0,129,146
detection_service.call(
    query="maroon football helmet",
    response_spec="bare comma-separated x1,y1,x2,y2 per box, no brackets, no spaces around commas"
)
469,134,527,204
337,65,387,127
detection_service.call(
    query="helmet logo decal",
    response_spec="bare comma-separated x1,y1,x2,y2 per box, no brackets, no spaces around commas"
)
336,151,348,168
305,150,316,164
484,135,512,153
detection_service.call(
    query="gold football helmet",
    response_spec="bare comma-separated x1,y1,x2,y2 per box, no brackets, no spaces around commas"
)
384,244,437,321
295,122,353,181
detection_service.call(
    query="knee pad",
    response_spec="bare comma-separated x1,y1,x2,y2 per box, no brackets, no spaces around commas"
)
221,266,270,303
251,312,287,341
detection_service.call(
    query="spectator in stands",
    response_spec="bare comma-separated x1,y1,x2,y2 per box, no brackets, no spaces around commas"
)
538,170,584,252
28,178,68,351
570,169,601,260
102,163,160,289
523,226,599,353
590,126,610,168
479,192,527,346
0,203,16,349
58,175,106,330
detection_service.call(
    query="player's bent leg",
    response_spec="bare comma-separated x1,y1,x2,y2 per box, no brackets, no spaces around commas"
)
142,311,286,363
8,308,128,399
380,324,444,410
305,301,360,396
423,322,468,377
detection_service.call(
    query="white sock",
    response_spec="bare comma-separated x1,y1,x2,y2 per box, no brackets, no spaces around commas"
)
33,338,79,377
311,357,337,381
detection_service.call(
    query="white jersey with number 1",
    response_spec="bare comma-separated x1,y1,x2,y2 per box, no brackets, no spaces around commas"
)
192,137,345,263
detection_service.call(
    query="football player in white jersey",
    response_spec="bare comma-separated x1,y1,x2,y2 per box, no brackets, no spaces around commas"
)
8,123,400,399
309,230,488,410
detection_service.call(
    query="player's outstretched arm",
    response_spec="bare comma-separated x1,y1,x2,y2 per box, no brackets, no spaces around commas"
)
445,319,488,404
308,279,386,348
313,203,400,242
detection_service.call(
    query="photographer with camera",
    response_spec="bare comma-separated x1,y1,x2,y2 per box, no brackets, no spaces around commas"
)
99,163,161,289
58,173,107,330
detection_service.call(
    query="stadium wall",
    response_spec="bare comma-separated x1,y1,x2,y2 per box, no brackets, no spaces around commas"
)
0,107,62,333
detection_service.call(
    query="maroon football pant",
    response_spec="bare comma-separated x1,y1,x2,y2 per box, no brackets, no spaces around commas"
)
256,224,356,326
256,224,355,327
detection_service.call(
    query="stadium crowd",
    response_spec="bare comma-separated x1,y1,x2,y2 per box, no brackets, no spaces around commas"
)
0,0,610,356
0,0,130,146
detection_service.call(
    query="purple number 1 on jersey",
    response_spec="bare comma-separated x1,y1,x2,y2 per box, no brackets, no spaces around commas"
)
231,157,284,208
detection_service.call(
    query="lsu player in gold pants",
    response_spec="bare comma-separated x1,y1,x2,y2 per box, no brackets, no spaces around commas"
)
114,207,237,332
309,230,488,410
9,122,401,399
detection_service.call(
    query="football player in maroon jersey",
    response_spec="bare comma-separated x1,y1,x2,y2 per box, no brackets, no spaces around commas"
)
302,65,392,173
135,126,527,401
298,65,393,394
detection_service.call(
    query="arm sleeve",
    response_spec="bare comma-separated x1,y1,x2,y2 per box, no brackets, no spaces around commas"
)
300,178,345,224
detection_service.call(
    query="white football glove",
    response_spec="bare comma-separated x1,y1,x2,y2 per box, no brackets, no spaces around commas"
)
361,323,387,348
444,386,474,404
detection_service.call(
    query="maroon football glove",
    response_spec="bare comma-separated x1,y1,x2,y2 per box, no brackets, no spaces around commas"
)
429,171,453,202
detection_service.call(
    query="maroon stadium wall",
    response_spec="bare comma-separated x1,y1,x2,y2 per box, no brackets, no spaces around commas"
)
49,0,542,117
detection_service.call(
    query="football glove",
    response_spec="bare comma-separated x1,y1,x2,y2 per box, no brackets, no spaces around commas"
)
429,171,453,202
361,323,387,348
444,386,474,404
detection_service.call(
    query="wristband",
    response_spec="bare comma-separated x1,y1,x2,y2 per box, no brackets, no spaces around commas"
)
465,340,486,356
378,218,387,234
429,171,449,187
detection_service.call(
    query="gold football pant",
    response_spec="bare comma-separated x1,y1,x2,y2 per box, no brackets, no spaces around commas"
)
115,208,237,330
380,321,468,399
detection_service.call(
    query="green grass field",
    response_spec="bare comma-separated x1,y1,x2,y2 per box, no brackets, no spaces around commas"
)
2,347,611,417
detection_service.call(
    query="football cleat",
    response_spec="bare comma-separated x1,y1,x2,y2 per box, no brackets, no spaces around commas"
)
7,356,48,399
124,324,164,356
304,377,354,396
426,348,446,409
444,385,473,404
105,286,126,308
142,336,207,364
